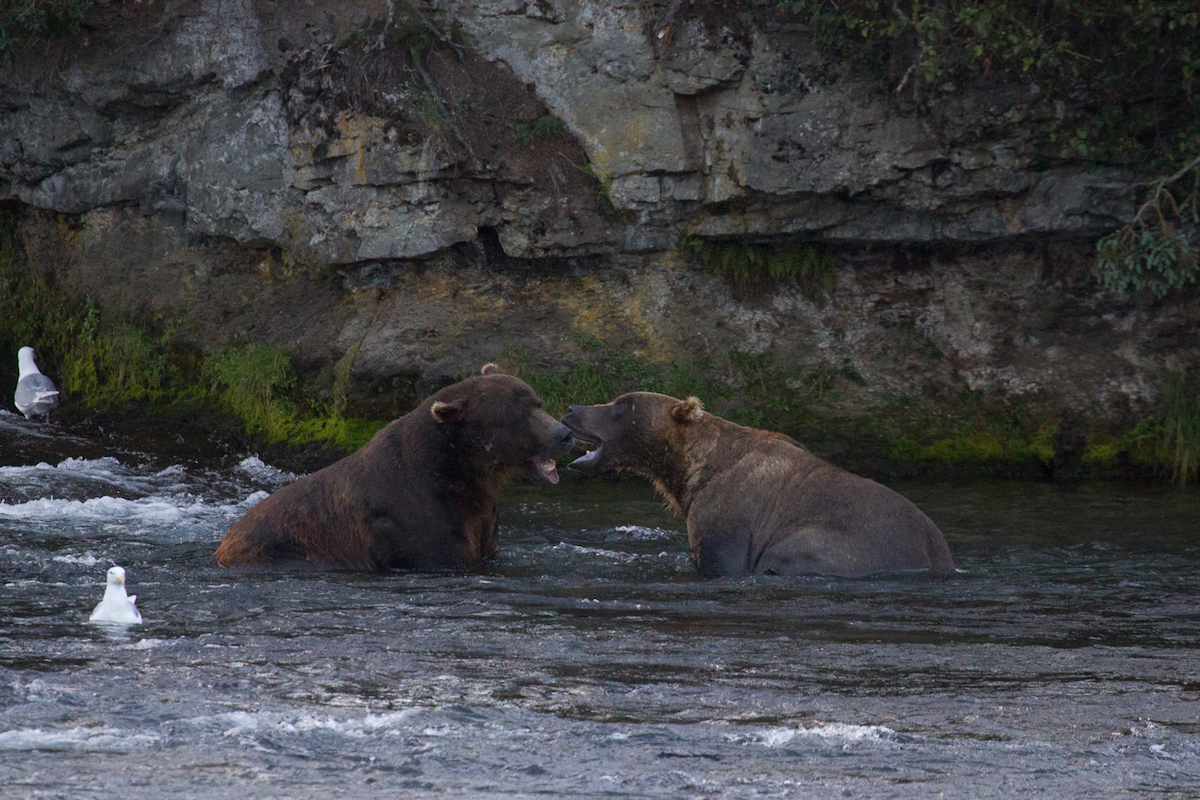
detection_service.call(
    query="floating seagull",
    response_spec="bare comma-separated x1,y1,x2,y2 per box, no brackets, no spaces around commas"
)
15,346,60,421
88,566,143,625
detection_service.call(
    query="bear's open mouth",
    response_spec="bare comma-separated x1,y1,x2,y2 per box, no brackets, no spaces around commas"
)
567,432,603,467
533,456,560,484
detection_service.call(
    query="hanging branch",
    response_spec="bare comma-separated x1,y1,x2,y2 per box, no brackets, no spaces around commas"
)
368,0,483,172
371,0,397,52
1127,153,1200,228
412,54,483,172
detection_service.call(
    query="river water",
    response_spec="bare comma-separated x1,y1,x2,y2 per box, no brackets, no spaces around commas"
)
1,409,1198,799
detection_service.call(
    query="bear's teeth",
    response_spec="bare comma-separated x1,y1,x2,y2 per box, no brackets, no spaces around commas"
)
534,457,560,484
570,442,602,466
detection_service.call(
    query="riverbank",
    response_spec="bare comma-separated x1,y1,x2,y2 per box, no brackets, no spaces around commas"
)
3,210,1196,484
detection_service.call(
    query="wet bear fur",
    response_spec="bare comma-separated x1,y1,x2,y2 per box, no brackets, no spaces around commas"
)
562,393,954,578
215,365,573,571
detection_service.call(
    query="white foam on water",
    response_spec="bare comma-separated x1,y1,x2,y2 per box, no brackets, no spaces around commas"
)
0,461,56,477
51,552,102,566
192,708,421,741
236,456,297,484
1,456,131,487
9,678,85,704
124,638,170,650
0,496,186,522
610,525,677,540
0,726,160,752
546,543,640,562
752,723,897,748
0,493,257,524
0,456,192,499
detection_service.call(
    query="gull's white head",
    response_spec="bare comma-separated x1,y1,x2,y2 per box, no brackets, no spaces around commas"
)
107,566,126,587
17,347,40,379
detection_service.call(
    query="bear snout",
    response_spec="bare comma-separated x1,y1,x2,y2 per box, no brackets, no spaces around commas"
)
555,422,574,449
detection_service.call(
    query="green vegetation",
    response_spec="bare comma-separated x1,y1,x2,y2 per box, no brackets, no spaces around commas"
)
889,428,1056,466
0,0,91,58
499,344,730,420
783,1,1200,299
4,209,1197,479
332,2,463,58
499,346,614,416
783,0,1200,162
201,344,387,450
686,239,837,300
202,346,299,443
883,388,1059,469
1096,156,1200,299
0,213,385,451
1119,372,1200,484
1161,372,1200,484
515,114,568,148
883,378,1200,485
0,215,172,411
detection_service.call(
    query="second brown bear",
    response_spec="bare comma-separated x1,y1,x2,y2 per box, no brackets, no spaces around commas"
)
562,392,954,578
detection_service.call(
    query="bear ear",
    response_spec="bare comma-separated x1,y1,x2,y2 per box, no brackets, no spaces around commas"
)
670,396,704,423
430,399,462,424
480,363,503,376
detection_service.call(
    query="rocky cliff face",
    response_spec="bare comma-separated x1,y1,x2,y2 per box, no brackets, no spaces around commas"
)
2,0,1195,452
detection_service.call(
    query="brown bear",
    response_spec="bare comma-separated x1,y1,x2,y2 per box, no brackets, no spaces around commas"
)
215,365,573,571
561,393,954,578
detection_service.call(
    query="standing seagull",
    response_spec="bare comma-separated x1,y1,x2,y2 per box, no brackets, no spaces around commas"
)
15,346,59,421
89,566,143,625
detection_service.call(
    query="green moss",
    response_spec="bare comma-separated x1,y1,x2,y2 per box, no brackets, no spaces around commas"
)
890,430,1054,465
686,238,836,300
1,211,390,451
202,345,298,441
287,414,388,452
200,343,392,451
726,349,851,432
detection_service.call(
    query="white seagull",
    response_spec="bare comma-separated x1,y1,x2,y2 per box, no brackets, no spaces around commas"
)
89,566,143,625
15,346,60,421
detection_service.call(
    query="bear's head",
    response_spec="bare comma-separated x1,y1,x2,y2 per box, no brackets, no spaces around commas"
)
560,392,704,477
430,364,574,484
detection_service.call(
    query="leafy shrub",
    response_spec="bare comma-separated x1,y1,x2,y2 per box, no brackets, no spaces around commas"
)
1096,156,1200,299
